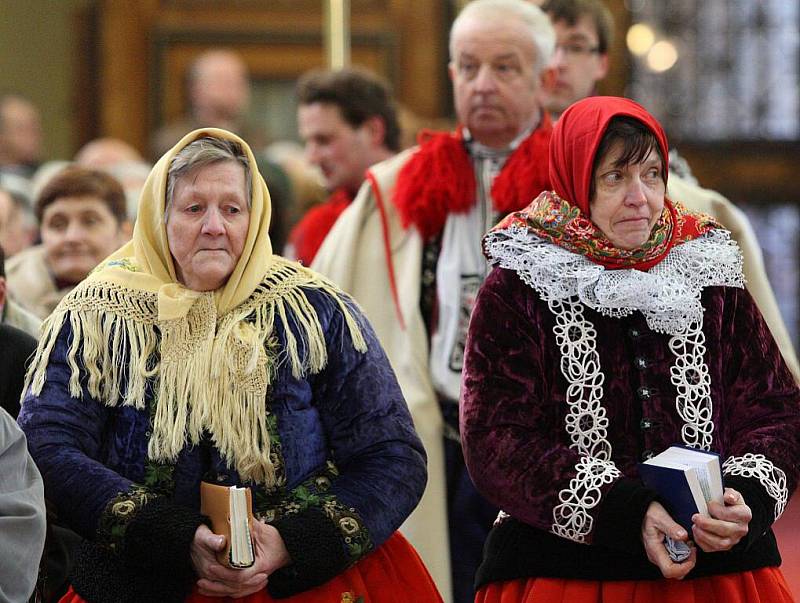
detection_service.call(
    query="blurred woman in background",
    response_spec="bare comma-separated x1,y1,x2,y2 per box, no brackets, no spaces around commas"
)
6,166,129,318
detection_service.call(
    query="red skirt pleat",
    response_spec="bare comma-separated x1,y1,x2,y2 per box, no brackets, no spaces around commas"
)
475,567,795,603
59,531,442,603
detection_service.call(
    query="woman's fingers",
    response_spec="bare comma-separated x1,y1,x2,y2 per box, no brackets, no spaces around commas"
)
691,488,751,552
642,501,696,579
644,501,688,541
197,574,269,597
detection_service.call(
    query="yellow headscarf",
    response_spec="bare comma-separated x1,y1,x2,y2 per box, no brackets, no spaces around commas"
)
26,128,365,485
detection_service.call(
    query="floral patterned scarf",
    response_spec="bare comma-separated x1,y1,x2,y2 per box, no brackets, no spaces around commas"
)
492,190,720,271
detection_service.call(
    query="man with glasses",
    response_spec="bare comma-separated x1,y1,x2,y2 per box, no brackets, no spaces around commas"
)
539,0,612,119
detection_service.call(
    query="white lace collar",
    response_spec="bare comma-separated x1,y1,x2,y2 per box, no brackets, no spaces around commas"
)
484,226,744,335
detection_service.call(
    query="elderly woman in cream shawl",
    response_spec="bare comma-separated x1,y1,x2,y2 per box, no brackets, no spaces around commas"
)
20,129,441,603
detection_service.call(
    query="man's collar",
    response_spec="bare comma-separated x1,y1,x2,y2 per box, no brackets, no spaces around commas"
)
462,112,541,154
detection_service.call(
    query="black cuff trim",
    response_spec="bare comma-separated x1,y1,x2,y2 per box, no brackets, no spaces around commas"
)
594,477,658,553
123,497,204,574
70,540,192,603
723,475,774,552
71,498,204,603
475,516,781,589
267,507,351,598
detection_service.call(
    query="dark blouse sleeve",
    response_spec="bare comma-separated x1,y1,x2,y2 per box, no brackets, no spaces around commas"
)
18,321,204,599
0,323,37,418
266,290,427,597
461,267,654,552
717,286,800,547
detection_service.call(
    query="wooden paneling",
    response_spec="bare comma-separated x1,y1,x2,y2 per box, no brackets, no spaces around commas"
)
596,0,630,98
90,1,446,156
97,1,157,154
677,143,800,206
151,30,396,126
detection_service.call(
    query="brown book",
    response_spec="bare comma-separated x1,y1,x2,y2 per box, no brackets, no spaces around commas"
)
200,481,255,569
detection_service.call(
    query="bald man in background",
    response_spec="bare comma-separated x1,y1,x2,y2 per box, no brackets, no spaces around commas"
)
151,49,257,158
0,94,43,181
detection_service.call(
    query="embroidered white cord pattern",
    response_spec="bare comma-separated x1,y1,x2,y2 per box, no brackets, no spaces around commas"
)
548,297,620,542
723,454,789,520
668,322,714,450
552,455,621,542
483,230,743,543
484,228,743,336
549,299,612,460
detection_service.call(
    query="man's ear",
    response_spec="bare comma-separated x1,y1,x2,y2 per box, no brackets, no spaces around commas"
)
0,276,6,311
539,65,557,94
596,53,610,81
362,115,388,148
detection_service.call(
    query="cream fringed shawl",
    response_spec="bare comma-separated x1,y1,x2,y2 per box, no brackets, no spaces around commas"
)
24,127,366,486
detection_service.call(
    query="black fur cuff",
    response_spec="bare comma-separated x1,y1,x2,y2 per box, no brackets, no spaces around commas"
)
267,507,352,598
71,498,204,602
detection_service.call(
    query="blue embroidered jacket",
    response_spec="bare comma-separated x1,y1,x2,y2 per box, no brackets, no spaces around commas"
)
19,287,427,601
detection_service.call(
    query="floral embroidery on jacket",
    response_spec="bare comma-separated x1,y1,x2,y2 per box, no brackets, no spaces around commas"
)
255,460,373,560
97,485,157,553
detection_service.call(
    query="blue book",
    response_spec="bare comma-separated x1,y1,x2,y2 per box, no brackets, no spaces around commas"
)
638,446,723,533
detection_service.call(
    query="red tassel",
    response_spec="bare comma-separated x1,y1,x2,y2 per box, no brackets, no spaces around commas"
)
394,130,476,240
393,119,553,240
288,188,353,266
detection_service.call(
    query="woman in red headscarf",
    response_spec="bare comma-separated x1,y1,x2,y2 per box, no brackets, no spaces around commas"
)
460,97,799,603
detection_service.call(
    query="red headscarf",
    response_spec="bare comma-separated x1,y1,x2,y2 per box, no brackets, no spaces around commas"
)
550,96,669,216
490,96,719,271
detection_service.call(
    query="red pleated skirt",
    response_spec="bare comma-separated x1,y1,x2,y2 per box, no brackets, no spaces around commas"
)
475,568,795,603
60,531,442,603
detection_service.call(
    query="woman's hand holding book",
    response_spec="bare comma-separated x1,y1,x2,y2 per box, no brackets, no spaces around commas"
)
641,501,697,579
192,520,290,597
691,488,752,553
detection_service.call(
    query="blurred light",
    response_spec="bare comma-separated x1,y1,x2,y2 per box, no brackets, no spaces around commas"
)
627,23,656,56
646,40,678,72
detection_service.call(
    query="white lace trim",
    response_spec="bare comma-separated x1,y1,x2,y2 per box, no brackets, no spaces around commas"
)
550,299,612,459
484,227,743,336
669,322,714,450
551,456,621,543
544,293,715,540
723,454,789,520
548,297,620,542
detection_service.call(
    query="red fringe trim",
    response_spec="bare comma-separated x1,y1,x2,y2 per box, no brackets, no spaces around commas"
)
288,188,353,266
394,119,552,240
394,130,476,240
